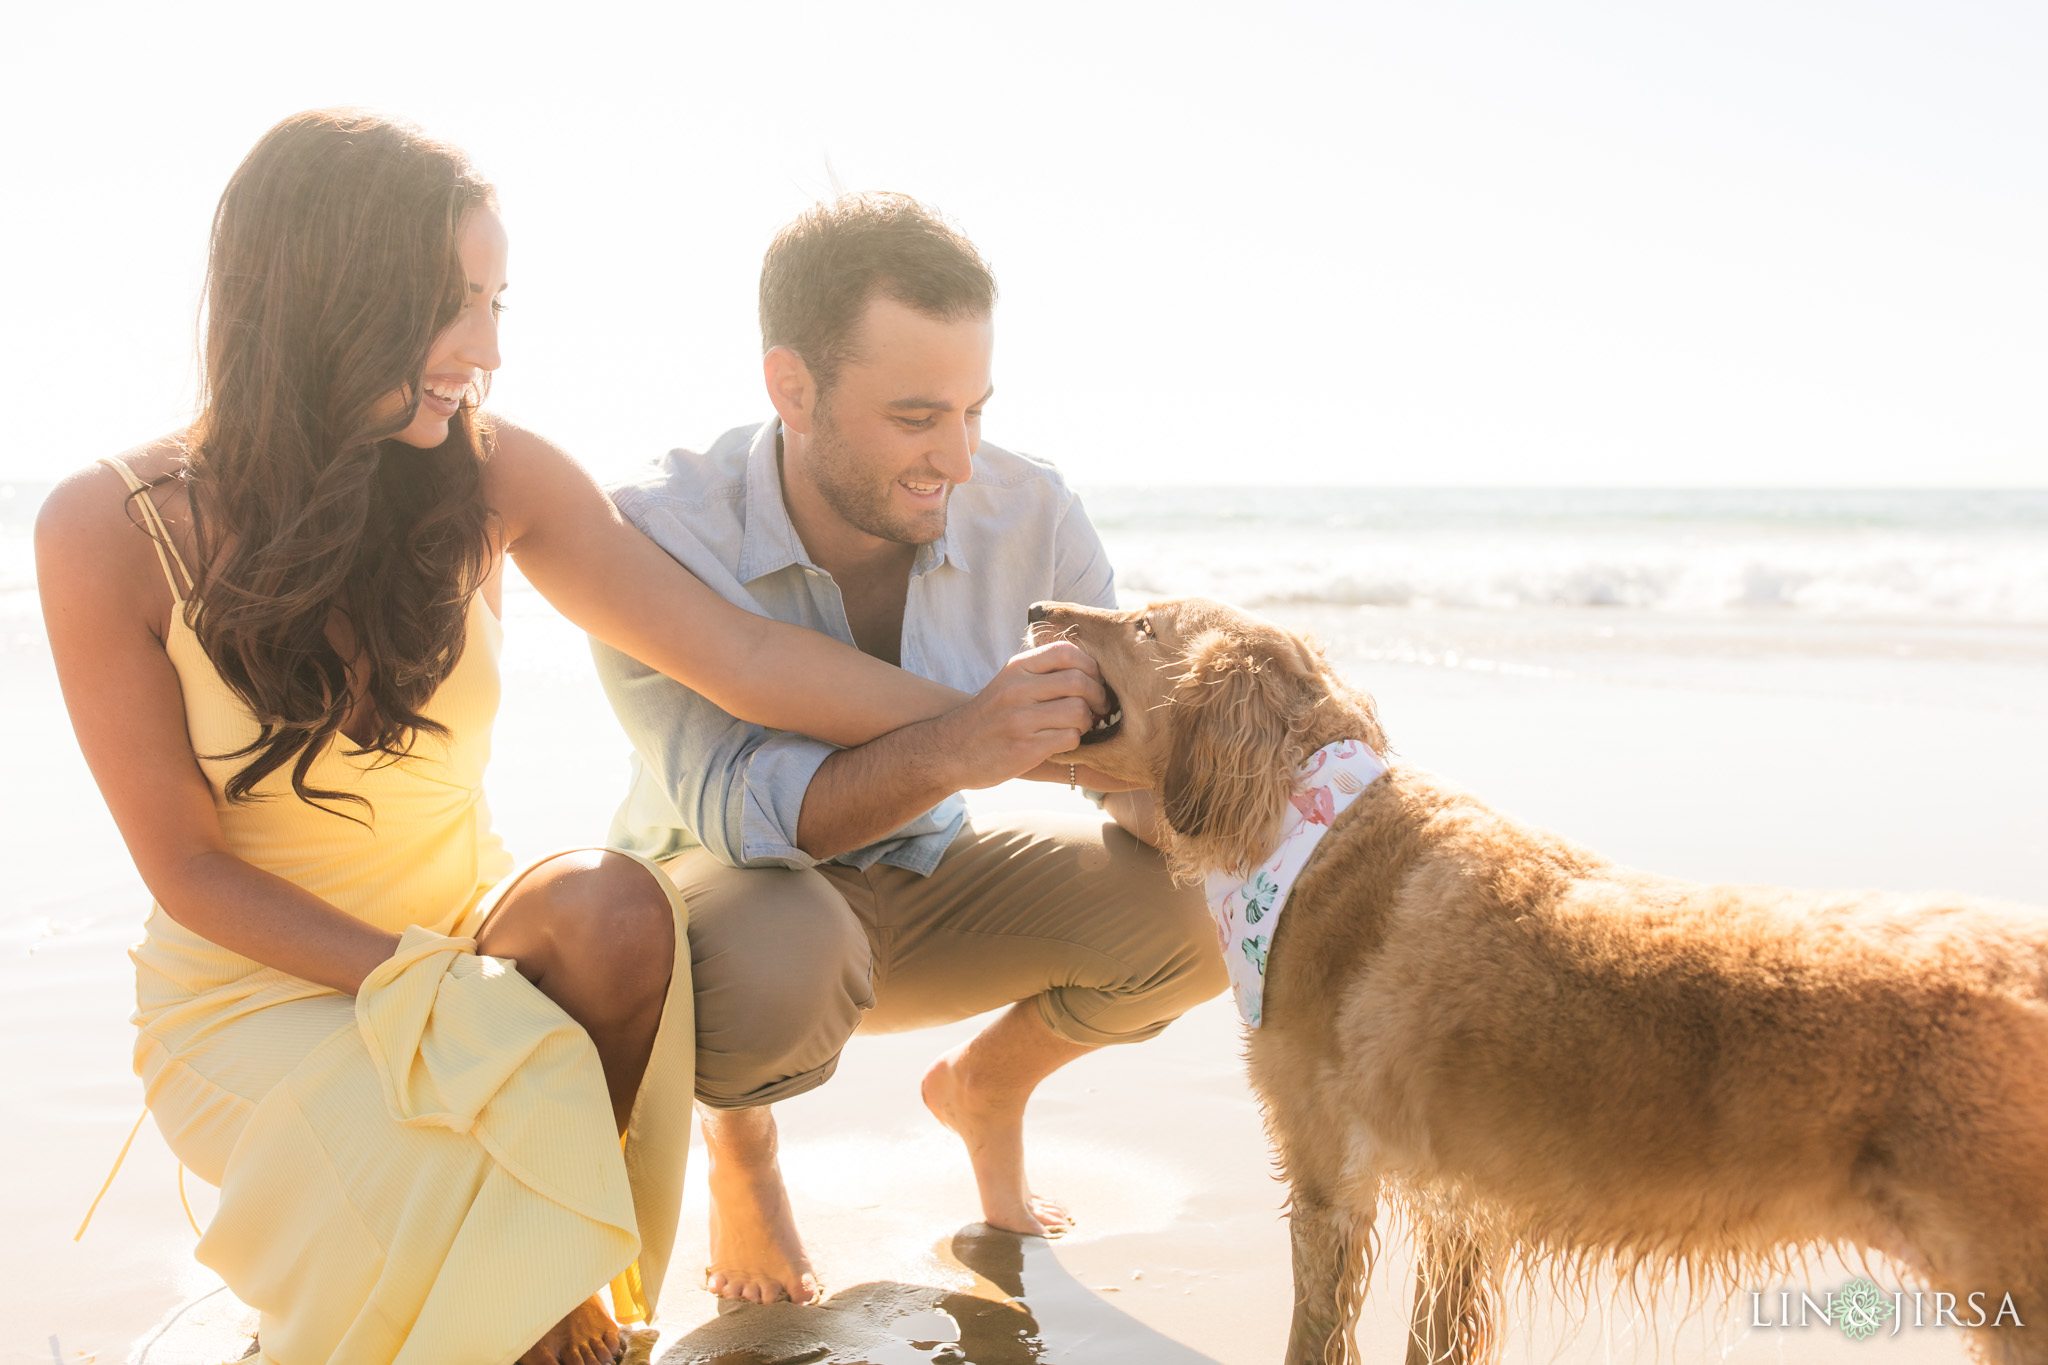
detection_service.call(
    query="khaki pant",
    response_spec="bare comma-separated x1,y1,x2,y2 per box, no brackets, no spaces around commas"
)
661,811,1227,1108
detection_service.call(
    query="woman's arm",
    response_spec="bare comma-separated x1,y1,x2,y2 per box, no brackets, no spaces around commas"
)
36,462,398,994
1103,789,1164,846
485,420,1097,749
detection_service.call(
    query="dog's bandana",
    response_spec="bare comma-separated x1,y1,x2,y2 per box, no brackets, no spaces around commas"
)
1203,738,1387,1027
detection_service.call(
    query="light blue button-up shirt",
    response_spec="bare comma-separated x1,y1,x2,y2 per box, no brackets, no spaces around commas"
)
593,418,1118,875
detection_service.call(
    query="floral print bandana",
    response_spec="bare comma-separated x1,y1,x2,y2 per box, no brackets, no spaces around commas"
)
1202,739,1387,1026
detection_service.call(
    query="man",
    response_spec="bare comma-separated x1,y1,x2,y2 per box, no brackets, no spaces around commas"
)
594,192,1224,1305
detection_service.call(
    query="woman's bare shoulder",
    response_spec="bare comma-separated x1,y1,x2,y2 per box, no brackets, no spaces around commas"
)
477,414,604,530
40,435,189,524
36,434,193,615
479,413,581,481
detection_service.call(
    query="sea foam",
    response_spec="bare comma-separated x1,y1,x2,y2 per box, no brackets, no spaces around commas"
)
1081,487,2048,623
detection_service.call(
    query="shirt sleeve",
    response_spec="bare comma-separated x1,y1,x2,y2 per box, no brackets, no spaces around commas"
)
590,637,836,871
1051,486,1119,609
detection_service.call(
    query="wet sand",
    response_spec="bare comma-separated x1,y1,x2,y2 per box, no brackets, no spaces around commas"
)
4,589,2043,1364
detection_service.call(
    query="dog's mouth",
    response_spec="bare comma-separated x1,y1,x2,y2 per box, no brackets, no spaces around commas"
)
1080,682,1124,745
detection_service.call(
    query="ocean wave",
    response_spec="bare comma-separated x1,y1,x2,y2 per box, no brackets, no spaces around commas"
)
1107,534,2048,621
1079,486,2048,535
1080,487,2048,622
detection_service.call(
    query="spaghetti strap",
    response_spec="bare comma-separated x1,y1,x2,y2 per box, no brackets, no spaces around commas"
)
98,457,196,604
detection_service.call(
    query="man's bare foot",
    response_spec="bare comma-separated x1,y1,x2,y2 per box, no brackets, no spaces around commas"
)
701,1105,822,1304
518,1296,620,1365
922,1041,1076,1237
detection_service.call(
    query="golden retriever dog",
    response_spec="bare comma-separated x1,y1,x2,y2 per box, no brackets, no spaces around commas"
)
1032,596,2048,1365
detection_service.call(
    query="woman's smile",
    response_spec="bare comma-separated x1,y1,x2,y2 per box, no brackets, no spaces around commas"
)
420,373,474,419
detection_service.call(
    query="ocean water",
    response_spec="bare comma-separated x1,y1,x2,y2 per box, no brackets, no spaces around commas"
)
6,480,2042,881
6,482,2046,725
10,482,2046,619
1086,487,2048,620
1078,486,2048,719
7,481,2046,757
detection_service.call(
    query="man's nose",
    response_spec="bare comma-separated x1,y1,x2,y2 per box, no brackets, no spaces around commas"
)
931,416,975,483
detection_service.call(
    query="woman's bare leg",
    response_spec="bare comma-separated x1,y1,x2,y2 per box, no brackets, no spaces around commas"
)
477,850,676,1128
476,850,676,1364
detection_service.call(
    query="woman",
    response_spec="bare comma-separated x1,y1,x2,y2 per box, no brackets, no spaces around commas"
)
35,110,1095,1364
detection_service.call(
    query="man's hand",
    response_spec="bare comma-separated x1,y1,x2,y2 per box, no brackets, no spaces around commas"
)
794,641,1112,860
930,641,1109,791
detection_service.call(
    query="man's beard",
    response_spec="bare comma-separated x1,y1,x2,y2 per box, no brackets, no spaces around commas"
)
805,407,951,546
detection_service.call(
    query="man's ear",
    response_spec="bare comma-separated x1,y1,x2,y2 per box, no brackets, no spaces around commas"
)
1160,633,1301,877
764,346,819,436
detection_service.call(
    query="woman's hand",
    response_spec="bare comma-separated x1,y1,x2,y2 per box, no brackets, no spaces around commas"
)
1019,761,1146,793
1103,790,1164,847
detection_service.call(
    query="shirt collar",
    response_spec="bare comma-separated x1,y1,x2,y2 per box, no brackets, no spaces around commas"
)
735,417,973,583
736,419,814,583
916,514,971,577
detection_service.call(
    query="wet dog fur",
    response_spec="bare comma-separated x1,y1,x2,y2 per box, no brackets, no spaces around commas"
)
1034,596,2048,1365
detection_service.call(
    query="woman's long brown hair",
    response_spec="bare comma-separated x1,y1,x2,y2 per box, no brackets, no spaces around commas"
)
172,109,496,816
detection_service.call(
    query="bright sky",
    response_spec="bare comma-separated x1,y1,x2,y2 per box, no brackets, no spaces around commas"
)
3,0,2043,487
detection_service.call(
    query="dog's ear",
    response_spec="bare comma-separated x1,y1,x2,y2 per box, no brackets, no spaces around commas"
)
1293,630,1391,757
1160,630,1306,879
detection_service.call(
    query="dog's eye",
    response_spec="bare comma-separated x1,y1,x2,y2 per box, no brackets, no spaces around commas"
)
1135,616,1154,640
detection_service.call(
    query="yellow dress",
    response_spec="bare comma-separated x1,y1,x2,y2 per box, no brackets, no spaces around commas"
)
103,460,694,1364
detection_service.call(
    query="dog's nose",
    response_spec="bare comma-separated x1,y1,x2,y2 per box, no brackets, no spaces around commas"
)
1028,602,1051,625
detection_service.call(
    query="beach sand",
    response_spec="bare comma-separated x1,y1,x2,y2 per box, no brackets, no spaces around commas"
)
4,580,2043,1364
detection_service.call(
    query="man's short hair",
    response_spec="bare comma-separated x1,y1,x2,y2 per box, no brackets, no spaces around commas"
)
759,192,997,393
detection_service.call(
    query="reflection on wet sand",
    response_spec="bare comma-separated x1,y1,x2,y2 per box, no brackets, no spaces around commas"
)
658,1227,1223,1365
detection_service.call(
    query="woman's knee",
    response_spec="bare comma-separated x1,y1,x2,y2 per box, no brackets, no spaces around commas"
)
481,850,676,1007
